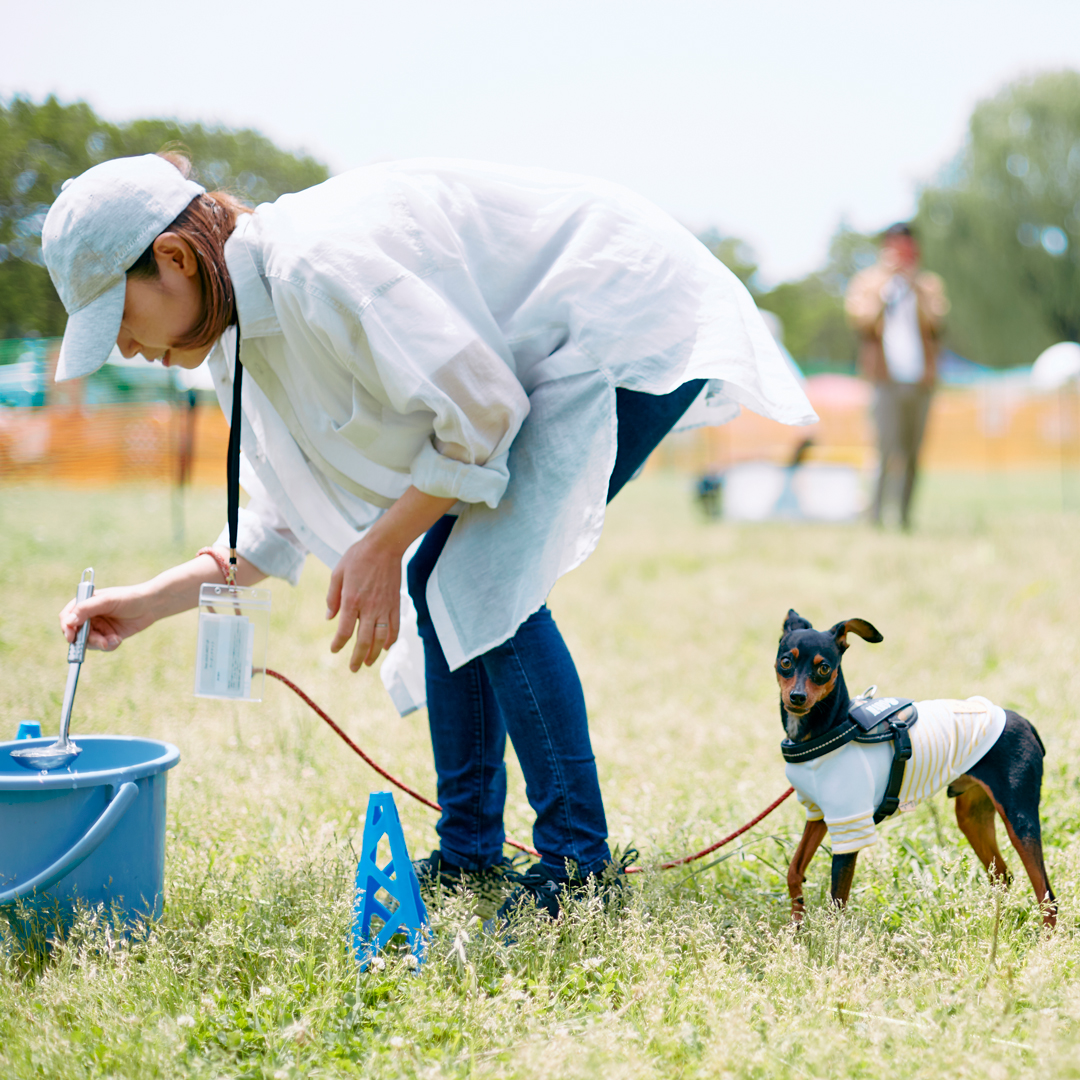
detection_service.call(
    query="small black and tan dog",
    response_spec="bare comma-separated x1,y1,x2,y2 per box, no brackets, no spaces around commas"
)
776,610,1056,927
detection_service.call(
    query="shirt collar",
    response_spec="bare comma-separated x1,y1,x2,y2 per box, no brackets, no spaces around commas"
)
225,213,281,339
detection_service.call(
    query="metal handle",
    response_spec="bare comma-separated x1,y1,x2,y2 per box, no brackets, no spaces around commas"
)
67,567,94,664
0,782,139,906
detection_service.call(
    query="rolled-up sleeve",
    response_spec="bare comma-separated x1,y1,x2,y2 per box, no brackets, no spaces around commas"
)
361,275,530,506
410,439,510,506
272,273,530,509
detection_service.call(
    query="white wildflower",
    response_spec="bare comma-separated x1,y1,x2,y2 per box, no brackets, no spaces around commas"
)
447,928,470,968
283,1021,312,1045
176,1014,195,1029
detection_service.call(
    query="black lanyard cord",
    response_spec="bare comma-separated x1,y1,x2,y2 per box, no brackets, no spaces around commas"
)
226,324,243,585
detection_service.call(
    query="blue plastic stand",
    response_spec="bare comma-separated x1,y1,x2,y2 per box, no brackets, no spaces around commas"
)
352,791,428,971
16,722,41,740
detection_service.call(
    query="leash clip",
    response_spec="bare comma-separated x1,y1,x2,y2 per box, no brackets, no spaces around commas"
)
850,684,878,706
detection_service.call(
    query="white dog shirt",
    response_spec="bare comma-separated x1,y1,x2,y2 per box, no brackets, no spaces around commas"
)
785,696,1007,853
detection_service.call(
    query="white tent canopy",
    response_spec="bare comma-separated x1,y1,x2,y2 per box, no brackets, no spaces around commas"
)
1031,342,1080,391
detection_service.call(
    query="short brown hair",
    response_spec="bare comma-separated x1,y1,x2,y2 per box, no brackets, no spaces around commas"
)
126,151,253,351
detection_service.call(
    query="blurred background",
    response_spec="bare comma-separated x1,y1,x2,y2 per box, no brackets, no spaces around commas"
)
5,1,1080,528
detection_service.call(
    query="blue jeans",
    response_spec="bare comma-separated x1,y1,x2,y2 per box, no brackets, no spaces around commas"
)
407,380,706,877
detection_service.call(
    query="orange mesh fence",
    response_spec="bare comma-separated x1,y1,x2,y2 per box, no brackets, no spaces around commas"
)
646,382,1080,476
0,403,230,486
2,382,1079,487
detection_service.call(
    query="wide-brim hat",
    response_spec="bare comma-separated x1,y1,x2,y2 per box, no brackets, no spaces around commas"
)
42,155,205,382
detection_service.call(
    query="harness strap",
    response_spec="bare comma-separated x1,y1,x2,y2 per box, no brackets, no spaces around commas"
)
780,696,919,823
780,719,861,763
872,720,913,823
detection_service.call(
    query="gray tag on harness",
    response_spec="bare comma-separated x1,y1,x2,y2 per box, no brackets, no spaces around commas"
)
848,696,916,732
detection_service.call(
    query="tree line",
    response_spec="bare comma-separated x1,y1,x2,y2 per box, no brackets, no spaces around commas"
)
0,97,328,340
4,73,1080,369
720,69,1080,371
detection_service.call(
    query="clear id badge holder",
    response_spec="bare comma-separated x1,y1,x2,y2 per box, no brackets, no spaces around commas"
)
194,583,272,702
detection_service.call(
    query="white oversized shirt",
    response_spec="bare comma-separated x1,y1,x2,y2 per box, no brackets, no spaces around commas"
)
204,159,817,712
785,697,1007,853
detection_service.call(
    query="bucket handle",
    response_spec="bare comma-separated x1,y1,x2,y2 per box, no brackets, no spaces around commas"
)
0,782,139,907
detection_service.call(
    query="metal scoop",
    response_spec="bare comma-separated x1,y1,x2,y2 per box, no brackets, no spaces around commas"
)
11,568,94,772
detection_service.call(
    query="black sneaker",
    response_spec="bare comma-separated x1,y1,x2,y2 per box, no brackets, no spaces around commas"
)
494,847,638,923
495,862,567,920
412,849,524,903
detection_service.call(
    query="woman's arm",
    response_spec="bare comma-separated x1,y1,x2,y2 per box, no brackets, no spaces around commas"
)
60,553,267,651
326,486,457,671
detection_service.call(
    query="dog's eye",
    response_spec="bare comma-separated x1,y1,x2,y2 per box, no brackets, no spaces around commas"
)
817,663,831,677
778,657,792,671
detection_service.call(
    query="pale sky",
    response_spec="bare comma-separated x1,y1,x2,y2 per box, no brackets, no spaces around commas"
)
5,0,1080,284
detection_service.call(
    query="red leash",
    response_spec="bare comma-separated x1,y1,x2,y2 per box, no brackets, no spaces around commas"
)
265,667,794,871
202,544,793,869
626,785,795,873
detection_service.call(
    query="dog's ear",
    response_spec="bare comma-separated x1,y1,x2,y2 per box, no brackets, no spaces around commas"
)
782,609,813,636
829,618,884,652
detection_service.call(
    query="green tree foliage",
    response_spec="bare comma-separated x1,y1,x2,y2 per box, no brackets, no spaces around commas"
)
699,221,874,370
756,225,874,371
0,96,329,340
760,226,876,372
698,228,760,292
759,275,854,371
701,223,873,372
916,70,1080,367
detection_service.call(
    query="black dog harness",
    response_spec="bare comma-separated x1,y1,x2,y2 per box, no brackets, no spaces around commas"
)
780,693,918,824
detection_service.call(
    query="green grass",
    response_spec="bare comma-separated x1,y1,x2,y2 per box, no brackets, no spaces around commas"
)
2,470,1080,1078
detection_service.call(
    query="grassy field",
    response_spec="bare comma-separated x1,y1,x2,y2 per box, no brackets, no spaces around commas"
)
2,470,1080,1079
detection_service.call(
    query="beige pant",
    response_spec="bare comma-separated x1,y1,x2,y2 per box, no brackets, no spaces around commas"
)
871,382,932,527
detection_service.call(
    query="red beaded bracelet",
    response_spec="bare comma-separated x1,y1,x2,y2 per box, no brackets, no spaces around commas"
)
197,547,234,585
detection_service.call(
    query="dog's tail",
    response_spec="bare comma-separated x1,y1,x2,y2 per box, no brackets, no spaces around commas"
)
1031,723,1046,758
1007,709,1046,757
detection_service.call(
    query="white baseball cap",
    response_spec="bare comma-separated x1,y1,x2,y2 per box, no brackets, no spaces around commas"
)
42,154,206,382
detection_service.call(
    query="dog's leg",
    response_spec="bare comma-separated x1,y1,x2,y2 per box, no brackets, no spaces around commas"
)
965,711,1056,928
953,782,1011,883
961,777,1057,928
788,818,828,921
1002,830,1057,929
830,851,859,908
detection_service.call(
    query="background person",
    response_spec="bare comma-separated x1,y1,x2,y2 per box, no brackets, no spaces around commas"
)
45,152,816,919
845,223,949,529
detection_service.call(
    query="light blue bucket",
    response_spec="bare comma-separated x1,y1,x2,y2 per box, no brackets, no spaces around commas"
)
0,735,180,933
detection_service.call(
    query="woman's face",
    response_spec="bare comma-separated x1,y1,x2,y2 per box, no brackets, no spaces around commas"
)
116,234,210,370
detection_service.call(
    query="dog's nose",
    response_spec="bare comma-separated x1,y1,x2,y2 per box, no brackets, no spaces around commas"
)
789,690,807,707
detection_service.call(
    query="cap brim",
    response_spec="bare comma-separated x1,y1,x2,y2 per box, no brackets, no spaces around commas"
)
54,278,126,382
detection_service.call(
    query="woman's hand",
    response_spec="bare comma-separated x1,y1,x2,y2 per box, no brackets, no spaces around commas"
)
326,534,404,670
326,486,457,671
60,586,159,651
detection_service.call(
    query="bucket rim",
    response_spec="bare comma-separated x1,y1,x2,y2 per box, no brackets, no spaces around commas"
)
0,735,180,791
